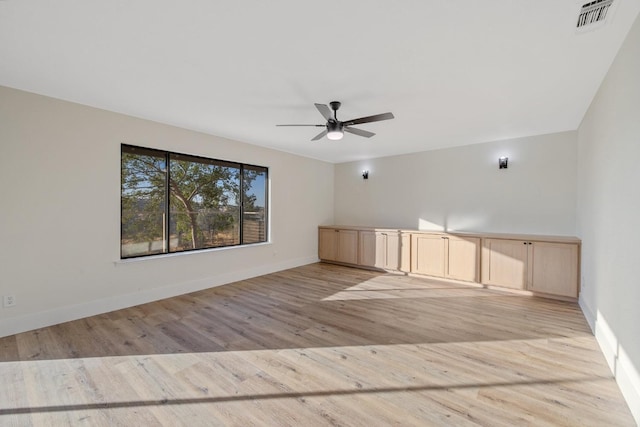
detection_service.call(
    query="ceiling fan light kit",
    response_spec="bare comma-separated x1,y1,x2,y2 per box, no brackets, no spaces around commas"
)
326,120,344,140
277,101,394,141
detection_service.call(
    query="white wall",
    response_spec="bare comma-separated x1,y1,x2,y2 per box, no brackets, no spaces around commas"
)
0,86,334,337
577,14,640,424
335,131,577,236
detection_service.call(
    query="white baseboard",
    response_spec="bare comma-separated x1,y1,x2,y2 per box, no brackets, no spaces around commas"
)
615,346,640,425
0,256,318,338
578,295,596,332
580,296,640,425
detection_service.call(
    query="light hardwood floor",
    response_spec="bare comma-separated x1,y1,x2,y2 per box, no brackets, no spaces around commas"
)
0,263,634,426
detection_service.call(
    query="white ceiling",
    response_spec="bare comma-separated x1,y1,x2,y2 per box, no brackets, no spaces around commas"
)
1,1,639,163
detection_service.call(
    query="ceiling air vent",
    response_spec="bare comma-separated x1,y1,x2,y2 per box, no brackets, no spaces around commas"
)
577,0,613,29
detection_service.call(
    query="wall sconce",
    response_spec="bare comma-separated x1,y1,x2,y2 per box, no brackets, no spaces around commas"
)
362,170,369,180
498,157,508,169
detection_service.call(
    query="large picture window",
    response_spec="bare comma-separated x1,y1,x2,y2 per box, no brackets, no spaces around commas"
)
121,145,268,259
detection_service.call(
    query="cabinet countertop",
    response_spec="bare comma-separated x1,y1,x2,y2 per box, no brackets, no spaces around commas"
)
318,225,581,244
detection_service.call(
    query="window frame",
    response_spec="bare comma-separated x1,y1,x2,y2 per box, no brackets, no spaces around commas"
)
120,144,269,259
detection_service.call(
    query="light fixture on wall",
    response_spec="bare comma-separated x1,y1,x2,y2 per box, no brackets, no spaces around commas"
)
499,156,508,169
362,170,369,180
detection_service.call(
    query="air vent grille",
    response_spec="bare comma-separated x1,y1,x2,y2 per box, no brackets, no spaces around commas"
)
577,0,613,28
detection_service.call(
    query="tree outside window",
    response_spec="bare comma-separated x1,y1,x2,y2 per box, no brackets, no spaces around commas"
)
121,145,268,258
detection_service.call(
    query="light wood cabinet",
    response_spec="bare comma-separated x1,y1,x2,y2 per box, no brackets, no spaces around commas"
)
482,238,579,297
384,232,402,271
446,236,482,282
481,238,529,289
320,227,406,271
358,231,402,270
400,233,411,272
411,234,446,277
358,230,381,268
411,233,480,282
319,226,580,301
318,228,338,261
318,228,358,264
528,241,579,297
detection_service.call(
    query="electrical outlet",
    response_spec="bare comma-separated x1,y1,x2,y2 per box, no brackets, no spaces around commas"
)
3,295,16,308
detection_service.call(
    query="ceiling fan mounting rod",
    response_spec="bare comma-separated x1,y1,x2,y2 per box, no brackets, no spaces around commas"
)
329,101,341,120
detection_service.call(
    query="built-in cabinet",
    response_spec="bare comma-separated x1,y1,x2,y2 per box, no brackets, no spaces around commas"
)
480,238,528,290
318,227,358,265
318,226,580,300
411,233,480,282
358,231,395,270
482,238,579,297
358,230,409,271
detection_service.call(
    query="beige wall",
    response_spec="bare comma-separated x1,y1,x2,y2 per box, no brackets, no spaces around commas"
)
334,131,577,236
577,14,640,423
0,86,334,336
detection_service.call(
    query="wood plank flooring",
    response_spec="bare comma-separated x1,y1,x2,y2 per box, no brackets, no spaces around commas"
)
0,263,634,426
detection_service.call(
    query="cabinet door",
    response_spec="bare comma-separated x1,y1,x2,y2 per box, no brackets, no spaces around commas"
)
399,233,412,272
318,228,337,261
411,234,446,277
383,232,401,270
336,230,358,264
481,238,528,289
358,231,380,267
528,242,579,297
359,231,401,270
446,236,480,282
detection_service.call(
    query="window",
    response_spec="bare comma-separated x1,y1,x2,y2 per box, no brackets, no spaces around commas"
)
121,145,268,259
242,165,268,244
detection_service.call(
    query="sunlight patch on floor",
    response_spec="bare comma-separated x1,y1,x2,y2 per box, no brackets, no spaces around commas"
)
322,276,502,301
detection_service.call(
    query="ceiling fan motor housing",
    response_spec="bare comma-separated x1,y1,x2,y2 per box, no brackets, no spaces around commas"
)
327,120,343,133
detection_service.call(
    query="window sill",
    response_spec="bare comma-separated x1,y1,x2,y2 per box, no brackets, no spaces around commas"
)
114,241,272,265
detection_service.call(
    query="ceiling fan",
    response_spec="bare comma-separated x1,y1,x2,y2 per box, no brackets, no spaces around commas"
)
277,101,394,141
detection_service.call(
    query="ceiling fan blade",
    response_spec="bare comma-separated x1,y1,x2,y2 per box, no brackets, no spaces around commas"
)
343,112,394,126
344,127,375,138
276,124,325,127
311,130,328,141
314,103,333,121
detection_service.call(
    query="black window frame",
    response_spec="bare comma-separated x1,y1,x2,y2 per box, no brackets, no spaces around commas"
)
121,144,268,259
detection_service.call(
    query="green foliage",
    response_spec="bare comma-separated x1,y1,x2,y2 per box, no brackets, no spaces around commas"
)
122,151,261,253
121,152,166,250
